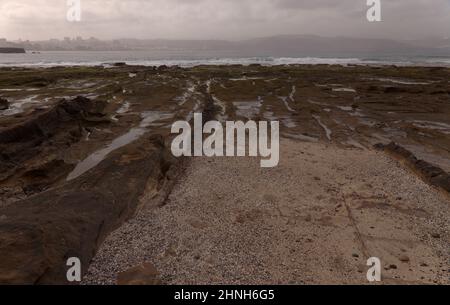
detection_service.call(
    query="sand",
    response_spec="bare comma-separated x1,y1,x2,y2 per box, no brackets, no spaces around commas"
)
84,138,449,285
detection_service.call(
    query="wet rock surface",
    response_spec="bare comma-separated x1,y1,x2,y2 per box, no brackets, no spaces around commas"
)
376,142,450,194
0,98,8,110
0,135,176,284
0,96,111,196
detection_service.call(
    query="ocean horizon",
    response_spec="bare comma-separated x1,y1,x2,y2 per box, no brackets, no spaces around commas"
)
1,50,450,67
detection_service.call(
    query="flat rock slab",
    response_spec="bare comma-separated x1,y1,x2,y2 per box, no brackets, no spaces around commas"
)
376,142,450,194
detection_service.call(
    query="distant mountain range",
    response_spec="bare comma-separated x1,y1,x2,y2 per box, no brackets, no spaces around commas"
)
1,35,448,56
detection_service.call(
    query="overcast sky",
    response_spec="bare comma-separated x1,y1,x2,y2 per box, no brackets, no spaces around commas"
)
0,0,449,41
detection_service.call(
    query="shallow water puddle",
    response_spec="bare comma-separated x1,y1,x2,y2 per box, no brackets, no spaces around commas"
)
307,99,329,106
186,97,202,122
176,81,197,106
212,95,228,121
263,111,297,128
279,96,295,112
371,77,431,85
60,80,100,89
282,118,297,128
66,128,147,181
358,117,377,127
140,111,174,128
289,86,296,102
349,109,365,118
0,88,40,92
116,101,130,114
283,132,319,142
111,101,131,121
206,79,213,94
263,111,277,121
0,88,22,92
233,97,262,119
337,106,353,111
332,88,356,93
67,111,174,181
411,120,450,134
313,115,332,140
0,95,40,116
229,76,263,81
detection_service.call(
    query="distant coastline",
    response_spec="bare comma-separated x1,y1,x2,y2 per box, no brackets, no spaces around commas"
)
1,35,449,67
1,35,449,54
0,51,449,68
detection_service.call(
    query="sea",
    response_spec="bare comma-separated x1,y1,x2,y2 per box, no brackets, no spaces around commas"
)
0,50,450,67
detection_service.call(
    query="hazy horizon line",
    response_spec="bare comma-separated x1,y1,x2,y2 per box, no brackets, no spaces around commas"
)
5,34,449,43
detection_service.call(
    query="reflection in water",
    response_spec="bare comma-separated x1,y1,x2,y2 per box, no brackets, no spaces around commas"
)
332,88,356,93
283,132,319,142
233,97,262,119
279,96,295,112
0,95,40,116
371,77,431,85
411,120,450,134
116,101,130,114
313,115,332,141
67,111,174,181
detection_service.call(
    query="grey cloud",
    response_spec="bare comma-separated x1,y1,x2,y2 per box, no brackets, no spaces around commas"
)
0,0,448,40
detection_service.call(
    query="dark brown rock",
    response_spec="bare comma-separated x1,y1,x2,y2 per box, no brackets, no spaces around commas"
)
0,96,107,145
157,65,168,71
0,48,25,54
0,135,176,284
385,264,398,270
431,233,441,239
383,86,424,94
375,142,450,195
0,98,8,111
399,255,410,263
0,96,109,182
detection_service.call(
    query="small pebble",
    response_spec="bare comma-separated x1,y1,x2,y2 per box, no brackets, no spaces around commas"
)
431,233,440,239
399,255,410,263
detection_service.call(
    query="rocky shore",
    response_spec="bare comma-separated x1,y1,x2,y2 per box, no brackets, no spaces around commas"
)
0,64,448,284
0,48,25,54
